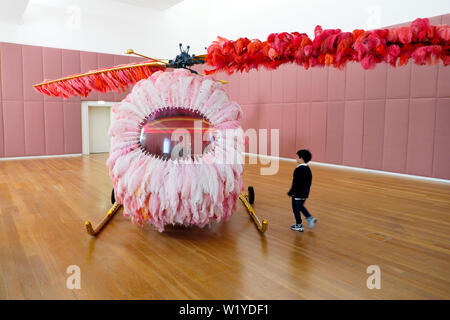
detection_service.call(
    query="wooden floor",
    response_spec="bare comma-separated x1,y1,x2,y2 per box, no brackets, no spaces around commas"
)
0,154,449,299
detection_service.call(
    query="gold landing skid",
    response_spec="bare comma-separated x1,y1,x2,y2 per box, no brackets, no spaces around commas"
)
85,194,268,235
239,193,268,233
85,203,122,236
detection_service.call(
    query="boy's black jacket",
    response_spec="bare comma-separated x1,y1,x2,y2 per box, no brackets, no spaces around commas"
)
288,165,312,198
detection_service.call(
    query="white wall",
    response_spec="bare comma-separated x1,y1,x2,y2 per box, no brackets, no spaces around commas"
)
0,0,449,60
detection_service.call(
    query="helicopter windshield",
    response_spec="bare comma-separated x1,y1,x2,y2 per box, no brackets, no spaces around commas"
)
139,107,215,160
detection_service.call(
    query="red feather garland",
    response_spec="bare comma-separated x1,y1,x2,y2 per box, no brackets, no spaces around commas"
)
34,61,166,99
205,18,450,74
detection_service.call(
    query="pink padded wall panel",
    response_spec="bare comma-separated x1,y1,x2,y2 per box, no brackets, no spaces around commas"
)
382,99,409,173
44,101,64,155
258,68,272,102
24,101,45,156
80,51,99,100
238,71,250,104
365,64,387,99
295,103,311,151
1,43,23,100
433,98,450,179
63,102,82,154
221,72,232,97
0,45,2,155
362,100,385,170
62,49,80,77
443,13,450,25
411,64,438,98
258,104,273,155
0,102,3,156
282,64,297,103
311,68,328,101
270,104,283,157
406,98,436,176
227,72,240,101
296,68,312,101
0,51,2,101
239,104,250,130
241,104,259,154
386,63,411,99
128,56,146,64
327,68,345,101
428,15,442,25
2,101,25,157
309,102,327,161
220,72,231,98
325,102,345,164
98,53,114,68
345,62,365,100
271,67,283,103
243,104,259,133
281,104,297,158
248,69,260,103
22,45,44,101
43,47,62,102
342,101,364,167
437,62,450,97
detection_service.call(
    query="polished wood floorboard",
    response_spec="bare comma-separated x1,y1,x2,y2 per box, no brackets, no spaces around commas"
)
0,154,449,299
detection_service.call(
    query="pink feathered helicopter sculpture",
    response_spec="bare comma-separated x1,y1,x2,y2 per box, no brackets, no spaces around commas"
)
33,18,449,236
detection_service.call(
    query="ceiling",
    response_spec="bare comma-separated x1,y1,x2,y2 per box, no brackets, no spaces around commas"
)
114,0,184,10
0,0,29,24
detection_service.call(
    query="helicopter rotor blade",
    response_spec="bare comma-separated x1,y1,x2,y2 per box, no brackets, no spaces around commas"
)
125,49,169,66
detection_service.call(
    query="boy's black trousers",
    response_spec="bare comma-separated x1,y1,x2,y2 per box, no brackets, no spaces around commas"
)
292,197,311,224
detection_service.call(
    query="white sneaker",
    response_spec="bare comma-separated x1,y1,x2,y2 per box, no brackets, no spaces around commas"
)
291,224,304,232
307,217,317,229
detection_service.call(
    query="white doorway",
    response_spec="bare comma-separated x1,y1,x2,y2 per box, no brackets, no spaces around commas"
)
81,101,116,155
89,107,110,153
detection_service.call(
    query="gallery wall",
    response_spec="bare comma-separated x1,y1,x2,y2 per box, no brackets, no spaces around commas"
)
0,13,449,181
0,42,143,158
211,13,450,180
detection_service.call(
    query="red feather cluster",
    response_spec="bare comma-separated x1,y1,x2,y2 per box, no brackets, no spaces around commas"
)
205,18,450,74
34,61,165,99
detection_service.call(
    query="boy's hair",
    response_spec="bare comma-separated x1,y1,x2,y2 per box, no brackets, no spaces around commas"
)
297,149,312,163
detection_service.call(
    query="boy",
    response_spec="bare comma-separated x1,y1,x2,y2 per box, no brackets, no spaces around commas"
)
287,149,317,232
